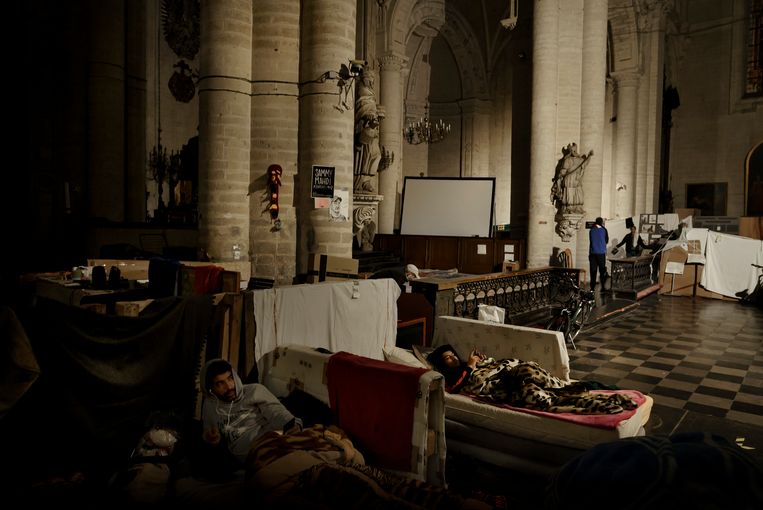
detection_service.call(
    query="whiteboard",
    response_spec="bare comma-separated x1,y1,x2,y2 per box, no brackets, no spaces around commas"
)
400,177,495,237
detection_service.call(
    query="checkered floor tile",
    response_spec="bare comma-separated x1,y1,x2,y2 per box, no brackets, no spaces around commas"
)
570,294,763,460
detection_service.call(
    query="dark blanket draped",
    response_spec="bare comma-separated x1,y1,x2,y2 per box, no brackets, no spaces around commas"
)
0,305,40,419
546,432,763,510
1,295,212,483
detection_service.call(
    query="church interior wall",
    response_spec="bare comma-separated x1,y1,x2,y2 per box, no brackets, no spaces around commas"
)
669,4,763,217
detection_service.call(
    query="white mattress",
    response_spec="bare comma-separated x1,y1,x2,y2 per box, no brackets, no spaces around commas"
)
444,392,653,451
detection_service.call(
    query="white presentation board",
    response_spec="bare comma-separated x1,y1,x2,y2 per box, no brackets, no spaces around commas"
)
400,177,495,237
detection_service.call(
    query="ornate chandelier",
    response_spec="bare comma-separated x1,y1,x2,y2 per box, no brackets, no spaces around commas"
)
403,106,451,145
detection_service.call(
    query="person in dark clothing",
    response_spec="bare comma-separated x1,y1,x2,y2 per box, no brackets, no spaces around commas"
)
612,225,649,257
589,217,609,291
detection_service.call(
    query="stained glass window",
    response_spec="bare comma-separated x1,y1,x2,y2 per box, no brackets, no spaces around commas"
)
745,0,763,97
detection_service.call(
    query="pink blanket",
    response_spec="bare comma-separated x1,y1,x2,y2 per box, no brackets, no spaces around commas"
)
470,390,647,430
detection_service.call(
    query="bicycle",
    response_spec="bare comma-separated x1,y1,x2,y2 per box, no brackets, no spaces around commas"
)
545,276,596,349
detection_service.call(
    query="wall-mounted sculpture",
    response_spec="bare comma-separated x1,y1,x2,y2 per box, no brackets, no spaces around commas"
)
162,0,200,103
353,206,377,252
354,71,384,194
551,143,594,241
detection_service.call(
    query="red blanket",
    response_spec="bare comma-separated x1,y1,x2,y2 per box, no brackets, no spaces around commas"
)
470,390,647,430
326,351,427,471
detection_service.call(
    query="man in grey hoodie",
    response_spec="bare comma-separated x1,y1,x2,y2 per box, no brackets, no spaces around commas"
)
200,358,302,464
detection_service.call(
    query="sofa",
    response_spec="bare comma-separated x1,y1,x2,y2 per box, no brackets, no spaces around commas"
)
258,344,447,485
384,316,654,475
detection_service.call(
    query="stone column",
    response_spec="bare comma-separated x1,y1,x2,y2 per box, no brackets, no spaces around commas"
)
642,10,666,213
458,98,492,177
297,0,356,273
576,0,609,271
198,0,252,265
88,0,125,221
612,72,639,219
527,0,559,268
248,0,300,285
378,51,406,234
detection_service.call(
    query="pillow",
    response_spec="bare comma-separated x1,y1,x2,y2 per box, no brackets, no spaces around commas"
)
383,346,427,369
411,344,435,370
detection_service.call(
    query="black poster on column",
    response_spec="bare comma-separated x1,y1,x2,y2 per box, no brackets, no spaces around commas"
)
311,165,335,198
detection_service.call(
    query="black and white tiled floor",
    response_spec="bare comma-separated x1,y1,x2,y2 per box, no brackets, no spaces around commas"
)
569,292,763,461
447,293,763,505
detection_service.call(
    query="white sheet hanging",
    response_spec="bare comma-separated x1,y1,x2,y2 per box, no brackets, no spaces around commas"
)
253,279,400,362
701,232,763,298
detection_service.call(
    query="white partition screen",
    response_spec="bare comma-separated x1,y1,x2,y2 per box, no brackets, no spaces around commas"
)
399,177,495,237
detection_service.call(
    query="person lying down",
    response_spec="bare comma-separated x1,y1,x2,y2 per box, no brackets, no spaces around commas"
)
426,344,636,414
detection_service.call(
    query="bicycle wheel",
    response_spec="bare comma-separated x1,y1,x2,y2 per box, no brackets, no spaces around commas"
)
568,300,593,343
546,312,571,343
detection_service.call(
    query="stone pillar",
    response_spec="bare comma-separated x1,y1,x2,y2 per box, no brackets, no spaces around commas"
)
553,0,583,256
458,98,492,177
576,0,609,271
642,11,666,213
248,0,300,285
636,70,649,215
377,51,406,234
297,0,356,273
527,0,559,268
612,72,639,219
198,0,252,264
125,1,147,222
88,0,125,221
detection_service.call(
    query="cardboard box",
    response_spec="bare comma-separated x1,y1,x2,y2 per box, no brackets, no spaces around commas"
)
658,247,694,296
502,261,520,272
307,254,359,283
675,208,701,221
115,299,154,317
658,246,737,301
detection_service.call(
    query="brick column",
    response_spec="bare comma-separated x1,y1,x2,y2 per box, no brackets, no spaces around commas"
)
612,72,639,219
377,52,406,234
198,0,252,262
527,0,559,268
88,0,125,221
297,0,356,273
576,0,609,271
249,0,300,285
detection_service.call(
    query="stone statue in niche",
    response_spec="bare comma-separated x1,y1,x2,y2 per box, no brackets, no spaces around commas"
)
354,71,383,194
551,142,593,241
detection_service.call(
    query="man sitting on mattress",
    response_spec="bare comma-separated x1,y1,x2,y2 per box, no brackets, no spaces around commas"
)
200,358,495,509
426,344,636,414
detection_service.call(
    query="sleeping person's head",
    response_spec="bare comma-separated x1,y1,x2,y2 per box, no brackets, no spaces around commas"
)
427,344,462,371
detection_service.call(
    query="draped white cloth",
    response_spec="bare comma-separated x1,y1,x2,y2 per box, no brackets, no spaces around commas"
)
701,231,763,298
253,279,400,362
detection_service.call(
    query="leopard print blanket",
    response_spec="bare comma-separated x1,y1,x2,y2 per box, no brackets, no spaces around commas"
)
461,358,636,414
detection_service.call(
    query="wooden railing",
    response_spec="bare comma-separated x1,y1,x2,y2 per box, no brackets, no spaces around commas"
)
410,267,582,327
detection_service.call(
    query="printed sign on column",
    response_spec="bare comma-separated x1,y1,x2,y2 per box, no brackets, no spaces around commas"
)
311,165,335,198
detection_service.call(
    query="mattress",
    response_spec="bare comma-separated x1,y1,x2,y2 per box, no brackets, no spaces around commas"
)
443,391,653,452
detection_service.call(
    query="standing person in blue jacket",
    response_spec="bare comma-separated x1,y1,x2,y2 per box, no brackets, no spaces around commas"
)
589,217,609,291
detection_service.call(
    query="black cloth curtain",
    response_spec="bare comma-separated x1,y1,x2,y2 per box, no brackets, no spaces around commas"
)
1,295,212,483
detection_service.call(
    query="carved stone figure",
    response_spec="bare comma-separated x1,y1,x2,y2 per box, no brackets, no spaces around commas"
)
353,206,376,251
551,143,594,214
354,71,382,194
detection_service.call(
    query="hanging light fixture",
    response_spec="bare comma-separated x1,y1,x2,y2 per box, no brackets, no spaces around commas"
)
403,104,451,145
